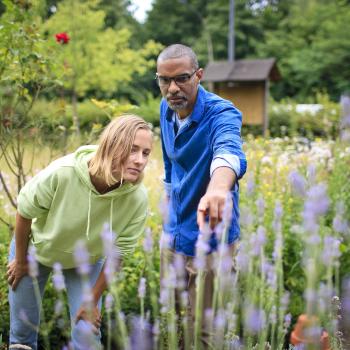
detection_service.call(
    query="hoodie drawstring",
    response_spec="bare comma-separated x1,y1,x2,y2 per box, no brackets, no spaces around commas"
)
86,190,115,240
86,189,92,240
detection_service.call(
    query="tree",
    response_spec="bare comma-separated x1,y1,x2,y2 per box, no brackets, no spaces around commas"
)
257,0,350,100
43,0,161,131
0,0,58,229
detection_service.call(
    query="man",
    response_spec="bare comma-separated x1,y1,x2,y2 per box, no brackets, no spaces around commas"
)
156,44,247,346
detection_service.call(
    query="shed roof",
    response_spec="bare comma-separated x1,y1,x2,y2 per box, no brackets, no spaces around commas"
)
203,58,280,82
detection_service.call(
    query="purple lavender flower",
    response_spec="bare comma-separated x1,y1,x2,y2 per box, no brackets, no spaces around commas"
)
143,227,153,253
217,244,233,275
280,292,290,310
105,293,114,312
226,336,242,350
304,287,317,305
173,254,185,289
272,201,283,234
307,164,317,186
52,262,65,291
272,234,283,261
341,278,350,326
288,170,306,197
322,236,341,264
159,194,169,224
270,305,277,325
73,320,100,350
74,240,90,275
244,305,266,334
333,215,349,235
82,283,93,305
214,221,225,241
246,174,255,197
130,316,153,350
205,308,214,325
332,201,349,234
240,206,254,228
303,183,329,234
283,313,292,329
152,319,160,337
101,223,115,247
194,234,210,270
256,225,266,247
318,283,333,312
255,195,265,219
222,192,233,226
27,245,38,278
159,288,170,314
55,300,64,315
214,309,227,330
159,232,171,250
340,94,350,129
236,243,249,273
180,291,188,308
138,277,147,299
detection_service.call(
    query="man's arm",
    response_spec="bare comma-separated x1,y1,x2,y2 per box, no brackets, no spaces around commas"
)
197,167,236,231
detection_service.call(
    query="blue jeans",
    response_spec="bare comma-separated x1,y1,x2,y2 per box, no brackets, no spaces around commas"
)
8,239,103,350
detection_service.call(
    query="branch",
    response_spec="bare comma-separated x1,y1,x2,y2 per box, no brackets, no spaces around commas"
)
0,141,18,175
0,171,17,209
0,216,13,231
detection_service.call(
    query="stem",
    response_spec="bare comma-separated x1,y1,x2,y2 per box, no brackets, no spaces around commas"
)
110,284,129,349
107,311,112,350
32,278,50,350
194,269,205,350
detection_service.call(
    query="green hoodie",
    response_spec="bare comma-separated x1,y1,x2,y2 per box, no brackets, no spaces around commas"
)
17,145,148,268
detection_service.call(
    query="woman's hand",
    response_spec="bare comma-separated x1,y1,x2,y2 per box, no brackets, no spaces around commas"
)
75,305,102,334
7,259,28,291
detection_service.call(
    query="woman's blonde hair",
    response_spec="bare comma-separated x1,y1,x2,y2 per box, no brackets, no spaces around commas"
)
89,114,152,186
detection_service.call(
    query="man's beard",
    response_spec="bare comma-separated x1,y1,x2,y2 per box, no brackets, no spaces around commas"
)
166,94,188,111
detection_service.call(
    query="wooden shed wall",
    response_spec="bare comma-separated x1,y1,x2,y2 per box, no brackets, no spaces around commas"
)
215,82,265,125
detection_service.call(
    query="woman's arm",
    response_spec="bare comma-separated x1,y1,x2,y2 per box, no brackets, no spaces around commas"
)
75,263,109,331
7,212,32,290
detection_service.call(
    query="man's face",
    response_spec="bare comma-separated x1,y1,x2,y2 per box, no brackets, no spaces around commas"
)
156,56,203,118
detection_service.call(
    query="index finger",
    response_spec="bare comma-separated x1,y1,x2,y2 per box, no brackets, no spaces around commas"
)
197,207,207,232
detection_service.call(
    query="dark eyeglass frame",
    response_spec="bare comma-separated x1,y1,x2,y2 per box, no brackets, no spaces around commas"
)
155,70,198,87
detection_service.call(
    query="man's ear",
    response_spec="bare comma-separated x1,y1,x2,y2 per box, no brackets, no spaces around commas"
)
196,68,204,81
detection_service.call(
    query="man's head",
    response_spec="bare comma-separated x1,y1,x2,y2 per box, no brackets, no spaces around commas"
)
156,44,203,119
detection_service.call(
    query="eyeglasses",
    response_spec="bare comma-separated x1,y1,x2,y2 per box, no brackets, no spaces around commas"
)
155,70,198,87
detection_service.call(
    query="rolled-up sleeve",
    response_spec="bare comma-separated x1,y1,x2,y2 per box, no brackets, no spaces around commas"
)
210,103,247,179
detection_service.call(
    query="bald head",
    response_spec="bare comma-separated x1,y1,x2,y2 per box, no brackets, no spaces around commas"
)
157,44,199,71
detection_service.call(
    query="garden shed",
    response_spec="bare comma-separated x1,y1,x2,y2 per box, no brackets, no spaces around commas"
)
203,58,280,135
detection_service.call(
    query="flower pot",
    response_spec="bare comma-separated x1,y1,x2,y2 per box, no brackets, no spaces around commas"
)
290,314,331,350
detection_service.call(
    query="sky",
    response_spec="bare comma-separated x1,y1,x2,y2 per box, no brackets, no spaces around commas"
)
129,0,153,23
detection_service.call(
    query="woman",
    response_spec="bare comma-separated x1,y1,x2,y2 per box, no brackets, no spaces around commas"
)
7,114,153,350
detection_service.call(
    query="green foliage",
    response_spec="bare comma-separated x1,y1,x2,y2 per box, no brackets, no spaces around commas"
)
145,0,349,101
268,93,341,138
0,229,10,345
258,0,350,100
131,94,161,126
43,0,162,98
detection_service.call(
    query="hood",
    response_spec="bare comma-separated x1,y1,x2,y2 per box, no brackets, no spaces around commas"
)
73,145,141,197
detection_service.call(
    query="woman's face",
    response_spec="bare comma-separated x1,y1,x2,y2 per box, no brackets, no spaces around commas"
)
115,129,153,183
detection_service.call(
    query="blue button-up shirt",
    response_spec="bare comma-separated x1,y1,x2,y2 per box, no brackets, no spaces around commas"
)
160,85,247,256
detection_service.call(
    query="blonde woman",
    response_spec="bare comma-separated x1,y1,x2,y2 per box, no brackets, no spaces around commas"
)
7,115,153,350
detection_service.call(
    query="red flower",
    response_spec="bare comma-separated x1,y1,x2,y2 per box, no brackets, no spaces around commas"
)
55,32,70,44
